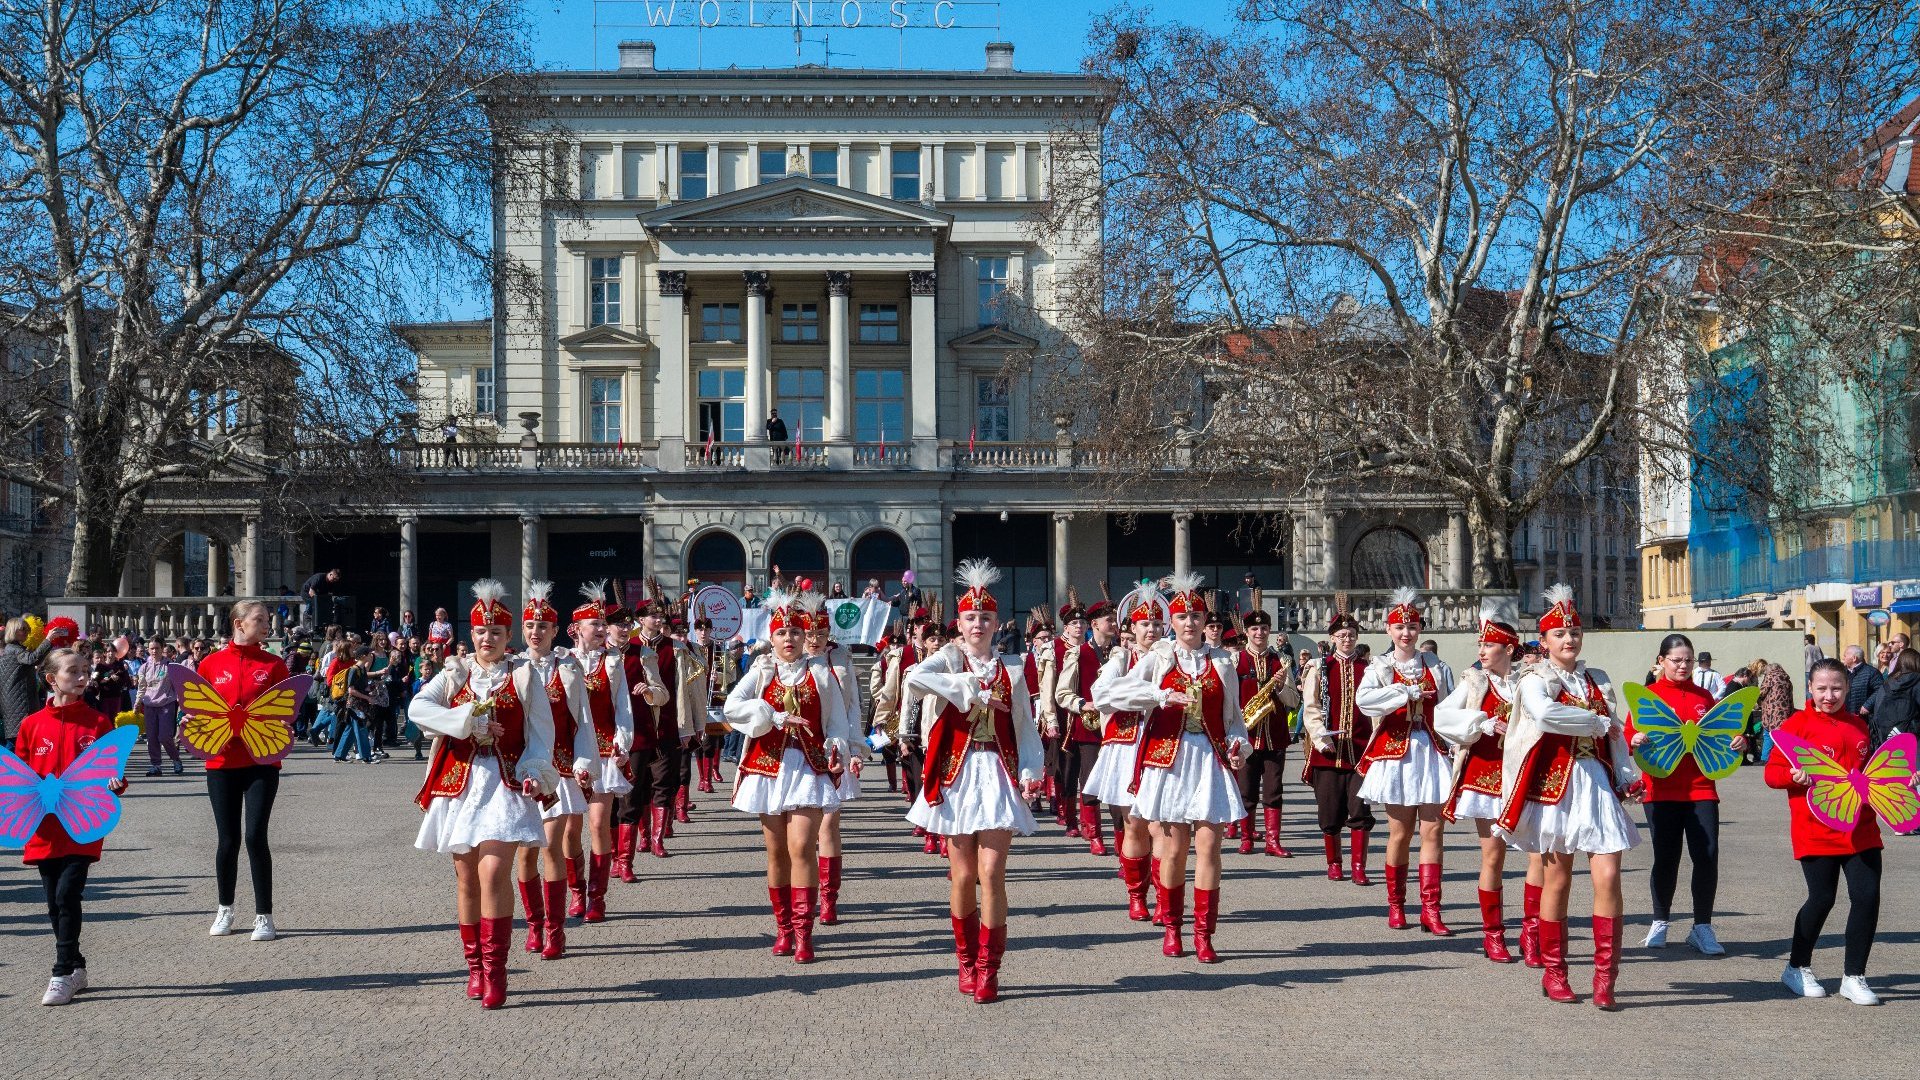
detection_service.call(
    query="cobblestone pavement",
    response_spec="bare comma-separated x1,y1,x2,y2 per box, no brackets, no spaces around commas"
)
3,748,1913,1079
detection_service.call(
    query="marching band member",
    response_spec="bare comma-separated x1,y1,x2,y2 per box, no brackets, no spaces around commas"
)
1497,584,1642,1009
1234,604,1296,858
1299,612,1376,885
725,588,855,964
410,580,559,1009
629,587,703,859
1434,599,1538,964
1097,572,1247,962
1088,584,1164,922
513,583,597,960
904,559,1044,1003
1355,588,1456,933
1023,607,1057,819
688,615,730,795
805,590,863,926
566,587,651,919
1053,596,1107,852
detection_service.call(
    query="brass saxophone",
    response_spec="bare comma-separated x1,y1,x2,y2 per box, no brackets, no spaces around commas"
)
1242,671,1284,731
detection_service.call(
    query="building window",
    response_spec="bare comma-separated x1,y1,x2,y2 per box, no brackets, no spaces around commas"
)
697,368,745,443
680,146,708,200
776,368,826,442
1566,515,1580,553
974,376,1010,442
589,256,621,327
759,147,788,183
701,302,742,342
1544,517,1558,553
809,147,838,185
6,479,31,528
588,376,623,443
473,366,494,415
858,303,900,343
891,148,921,201
977,256,1009,325
854,369,905,443
780,303,820,342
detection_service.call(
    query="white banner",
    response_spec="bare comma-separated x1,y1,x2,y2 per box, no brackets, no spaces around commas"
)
734,597,892,646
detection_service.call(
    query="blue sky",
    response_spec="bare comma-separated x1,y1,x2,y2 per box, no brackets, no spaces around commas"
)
525,0,1243,72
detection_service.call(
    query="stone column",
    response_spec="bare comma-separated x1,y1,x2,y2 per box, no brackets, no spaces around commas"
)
743,270,770,443
1290,513,1310,591
206,538,226,598
519,513,540,601
656,270,687,469
909,269,938,469
398,514,419,621
1319,509,1339,589
1052,512,1072,608
1447,511,1468,589
931,143,945,201
241,517,262,596
1172,512,1193,578
826,270,851,442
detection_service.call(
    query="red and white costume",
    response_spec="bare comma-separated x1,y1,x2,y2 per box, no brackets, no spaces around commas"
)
1496,592,1641,856
570,587,637,798
818,638,862,803
1435,666,1516,824
726,593,855,816
410,585,559,855
528,647,596,820
1083,585,1168,808
1355,655,1456,807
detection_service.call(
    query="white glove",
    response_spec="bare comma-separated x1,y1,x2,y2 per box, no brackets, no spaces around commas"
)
1480,718,1500,737
571,756,595,777
1402,683,1424,702
613,726,633,753
772,710,793,728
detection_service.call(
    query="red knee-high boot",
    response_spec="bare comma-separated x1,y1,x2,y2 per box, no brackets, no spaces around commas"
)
614,823,637,883
769,886,794,956
650,804,672,857
1418,863,1454,936
1539,918,1577,1003
565,856,586,918
1193,887,1220,963
517,878,545,954
459,922,482,1000
973,924,1006,1004
541,880,568,960
818,855,843,925
1160,883,1187,958
675,785,692,824
479,915,511,1010
791,885,818,964
1237,815,1254,855
952,912,980,995
1119,855,1151,921
1150,857,1166,925
1323,834,1345,880
1384,863,1409,929
1263,807,1292,857
1479,888,1513,963
1349,829,1373,886
1520,881,1544,968
585,853,611,923
1592,915,1622,1010
1081,801,1107,855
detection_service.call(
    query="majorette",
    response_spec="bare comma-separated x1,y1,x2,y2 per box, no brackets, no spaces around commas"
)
513,581,598,961
1088,580,1168,923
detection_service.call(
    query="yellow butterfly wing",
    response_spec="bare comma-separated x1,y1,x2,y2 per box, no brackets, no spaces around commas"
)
230,677,309,765
174,673,241,759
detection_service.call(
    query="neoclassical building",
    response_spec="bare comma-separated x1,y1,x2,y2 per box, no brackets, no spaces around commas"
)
95,42,1642,637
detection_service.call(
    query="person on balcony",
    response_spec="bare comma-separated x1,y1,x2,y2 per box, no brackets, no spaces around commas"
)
765,409,789,443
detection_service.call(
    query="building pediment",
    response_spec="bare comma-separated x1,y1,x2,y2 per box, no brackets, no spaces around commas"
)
559,324,651,350
638,177,951,236
948,325,1038,351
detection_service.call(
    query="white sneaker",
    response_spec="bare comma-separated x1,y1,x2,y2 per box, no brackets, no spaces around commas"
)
1781,963,1827,998
1838,976,1881,1006
1642,919,1670,948
1686,923,1726,955
250,914,277,941
209,905,235,936
40,976,74,1006
67,967,87,994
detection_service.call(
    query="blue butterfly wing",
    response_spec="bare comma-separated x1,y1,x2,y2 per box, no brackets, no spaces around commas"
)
1626,683,1689,778
0,746,51,849
1691,688,1758,781
47,726,136,846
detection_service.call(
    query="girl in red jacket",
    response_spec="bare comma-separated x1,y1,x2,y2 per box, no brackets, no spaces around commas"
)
198,601,293,941
16,649,128,1005
1766,658,1884,1005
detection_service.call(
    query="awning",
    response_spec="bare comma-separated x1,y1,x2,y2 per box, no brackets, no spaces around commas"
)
1695,620,1731,630
1890,598,1920,614
1728,616,1773,629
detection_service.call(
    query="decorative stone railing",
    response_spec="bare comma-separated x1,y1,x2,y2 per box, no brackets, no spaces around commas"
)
48,595,305,642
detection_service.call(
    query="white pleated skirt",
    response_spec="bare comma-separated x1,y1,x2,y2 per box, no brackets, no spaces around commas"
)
907,748,1036,836
415,755,547,855
1083,736,1142,806
543,773,589,819
594,753,632,797
1357,730,1452,807
1451,788,1502,823
1496,758,1642,855
732,747,843,816
1130,732,1245,825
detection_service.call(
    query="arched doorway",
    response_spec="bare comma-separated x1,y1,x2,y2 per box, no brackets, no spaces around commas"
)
687,530,747,595
850,529,910,593
1348,527,1430,589
768,529,829,587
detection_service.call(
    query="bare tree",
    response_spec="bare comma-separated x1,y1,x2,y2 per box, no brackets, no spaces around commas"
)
1034,0,1920,588
0,0,541,595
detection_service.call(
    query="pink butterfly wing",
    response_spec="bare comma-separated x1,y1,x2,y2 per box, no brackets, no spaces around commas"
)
0,748,49,848
1862,733,1920,833
50,725,137,845
1769,729,1863,832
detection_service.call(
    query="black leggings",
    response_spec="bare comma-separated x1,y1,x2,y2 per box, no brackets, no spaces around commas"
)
1646,800,1719,923
38,855,90,976
1792,849,1882,977
207,765,280,912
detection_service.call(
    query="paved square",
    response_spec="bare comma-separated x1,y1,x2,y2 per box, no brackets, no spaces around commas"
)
2,750,1912,1079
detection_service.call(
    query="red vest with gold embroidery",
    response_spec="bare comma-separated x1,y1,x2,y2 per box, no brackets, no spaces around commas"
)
1101,645,1145,745
1236,647,1291,751
1359,664,1438,774
1129,654,1227,794
580,656,619,757
414,669,528,811
1497,671,1618,832
922,661,1019,807
1064,640,1103,745
543,659,576,773
1443,682,1510,820
1304,655,1370,779
740,667,831,779
644,637,680,746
